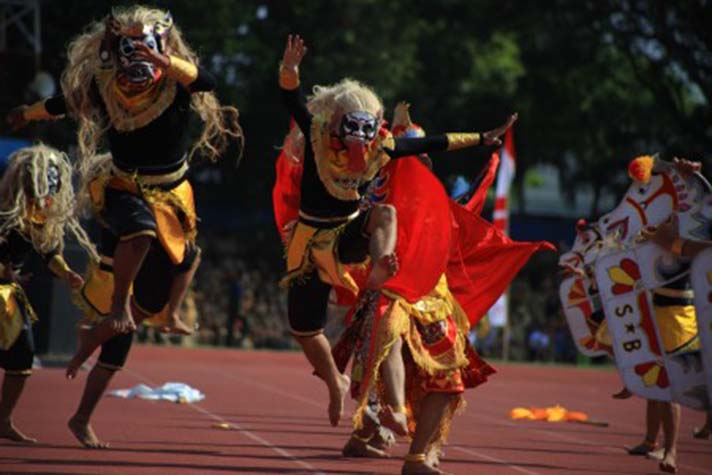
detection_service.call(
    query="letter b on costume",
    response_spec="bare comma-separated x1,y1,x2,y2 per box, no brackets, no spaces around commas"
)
623,339,642,352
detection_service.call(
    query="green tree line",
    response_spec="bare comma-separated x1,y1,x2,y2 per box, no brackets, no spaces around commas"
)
6,0,711,220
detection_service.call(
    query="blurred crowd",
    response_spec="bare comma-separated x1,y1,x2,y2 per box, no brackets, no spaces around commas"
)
144,231,578,364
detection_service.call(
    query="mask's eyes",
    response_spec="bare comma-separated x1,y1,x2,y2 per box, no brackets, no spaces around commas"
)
144,35,158,51
346,120,359,132
119,36,135,56
362,123,373,133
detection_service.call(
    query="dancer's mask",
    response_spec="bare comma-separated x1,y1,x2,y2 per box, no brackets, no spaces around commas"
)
114,12,173,86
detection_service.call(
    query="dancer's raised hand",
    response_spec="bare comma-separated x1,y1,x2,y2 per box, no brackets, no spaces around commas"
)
282,34,307,71
133,41,170,69
482,113,518,146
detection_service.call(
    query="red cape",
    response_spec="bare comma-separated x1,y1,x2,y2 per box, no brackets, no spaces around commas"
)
272,148,555,324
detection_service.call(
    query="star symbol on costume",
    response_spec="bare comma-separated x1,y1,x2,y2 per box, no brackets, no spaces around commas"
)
625,323,636,334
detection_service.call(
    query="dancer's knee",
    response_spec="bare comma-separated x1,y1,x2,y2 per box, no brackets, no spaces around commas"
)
368,204,397,233
96,331,133,371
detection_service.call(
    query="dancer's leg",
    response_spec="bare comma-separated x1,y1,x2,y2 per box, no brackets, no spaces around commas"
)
380,337,408,436
342,409,388,458
659,402,680,473
65,235,151,379
365,205,398,289
0,373,35,443
402,393,456,475
111,235,152,328
627,399,661,455
161,249,200,335
68,365,115,449
693,411,711,439
295,333,349,427
68,331,132,448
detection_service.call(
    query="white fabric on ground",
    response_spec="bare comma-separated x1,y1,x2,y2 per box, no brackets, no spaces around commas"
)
107,382,205,403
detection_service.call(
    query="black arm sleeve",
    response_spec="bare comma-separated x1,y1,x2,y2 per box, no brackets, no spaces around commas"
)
386,135,450,159
188,66,217,93
44,95,68,116
280,86,312,138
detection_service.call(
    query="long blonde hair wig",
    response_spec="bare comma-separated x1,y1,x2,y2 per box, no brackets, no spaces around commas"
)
283,78,383,162
0,144,97,260
61,5,242,179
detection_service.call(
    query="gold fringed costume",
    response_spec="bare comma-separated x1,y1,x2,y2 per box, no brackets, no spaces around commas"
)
350,275,494,445
87,164,197,263
282,211,365,295
76,161,197,326
0,282,37,352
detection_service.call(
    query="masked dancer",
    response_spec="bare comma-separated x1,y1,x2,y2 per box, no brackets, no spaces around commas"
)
0,144,93,444
278,34,516,428
7,5,241,447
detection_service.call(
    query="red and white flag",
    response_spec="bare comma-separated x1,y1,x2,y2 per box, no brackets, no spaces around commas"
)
493,129,516,231
488,129,516,328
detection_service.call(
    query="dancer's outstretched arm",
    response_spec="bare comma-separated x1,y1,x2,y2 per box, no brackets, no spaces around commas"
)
386,113,518,158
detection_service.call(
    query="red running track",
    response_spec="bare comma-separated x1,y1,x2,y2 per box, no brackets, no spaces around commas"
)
1,345,711,475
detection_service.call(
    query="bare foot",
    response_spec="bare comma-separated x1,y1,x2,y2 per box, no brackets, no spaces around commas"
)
342,435,389,458
0,420,37,444
381,406,408,436
426,445,441,468
612,387,632,399
646,448,665,461
68,416,109,449
626,440,657,456
366,254,399,289
111,309,136,333
328,374,350,427
160,317,194,336
401,460,442,475
659,451,677,473
369,426,396,450
693,425,710,440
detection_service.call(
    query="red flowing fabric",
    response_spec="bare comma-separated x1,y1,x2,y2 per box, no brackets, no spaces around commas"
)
447,201,556,326
272,149,303,242
271,146,555,325
465,153,500,214
378,158,451,302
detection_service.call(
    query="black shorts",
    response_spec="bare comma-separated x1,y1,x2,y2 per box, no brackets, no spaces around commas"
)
103,187,159,241
99,229,200,316
288,211,371,335
0,329,34,374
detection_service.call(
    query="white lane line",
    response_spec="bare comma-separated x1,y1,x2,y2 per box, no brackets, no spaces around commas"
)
118,362,327,475
467,410,712,475
450,446,542,475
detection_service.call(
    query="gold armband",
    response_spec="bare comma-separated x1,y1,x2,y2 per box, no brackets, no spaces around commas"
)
23,101,54,121
48,254,71,277
167,55,199,86
670,237,686,256
279,63,300,90
446,133,482,151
